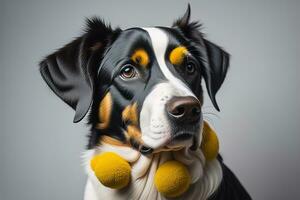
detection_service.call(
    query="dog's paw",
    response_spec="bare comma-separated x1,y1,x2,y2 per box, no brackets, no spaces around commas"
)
201,121,219,161
90,152,131,189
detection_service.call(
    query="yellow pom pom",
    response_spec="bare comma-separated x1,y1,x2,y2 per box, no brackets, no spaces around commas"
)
154,161,191,198
90,152,131,189
201,121,219,161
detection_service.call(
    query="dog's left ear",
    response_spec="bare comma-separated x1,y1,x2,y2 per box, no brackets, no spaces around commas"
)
40,18,120,122
173,4,230,111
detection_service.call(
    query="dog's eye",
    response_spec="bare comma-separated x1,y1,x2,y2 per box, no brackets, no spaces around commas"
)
186,61,196,75
120,65,137,80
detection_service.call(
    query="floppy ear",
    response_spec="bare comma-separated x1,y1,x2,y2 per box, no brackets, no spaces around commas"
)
173,4,230,111
40,18,119,122
201,39,229,111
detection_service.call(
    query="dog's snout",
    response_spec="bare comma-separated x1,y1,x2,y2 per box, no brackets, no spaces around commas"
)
166,96,201,123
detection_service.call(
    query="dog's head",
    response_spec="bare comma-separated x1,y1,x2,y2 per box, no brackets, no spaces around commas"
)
40,5,229,155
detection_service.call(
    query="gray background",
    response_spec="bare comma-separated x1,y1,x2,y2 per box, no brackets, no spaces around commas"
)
1,0,299,199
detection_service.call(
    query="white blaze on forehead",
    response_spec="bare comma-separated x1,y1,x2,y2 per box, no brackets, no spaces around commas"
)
142,27,196,98
139,28,201,150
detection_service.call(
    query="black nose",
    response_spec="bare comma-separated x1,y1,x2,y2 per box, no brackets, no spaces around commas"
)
166,96,201,124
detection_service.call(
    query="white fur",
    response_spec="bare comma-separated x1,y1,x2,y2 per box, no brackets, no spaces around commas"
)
140,27,198,149
140,82,197,149
82,143,222,200
142,27,196,98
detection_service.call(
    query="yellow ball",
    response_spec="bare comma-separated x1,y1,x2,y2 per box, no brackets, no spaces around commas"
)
201,121,219,161
90,152,131,189
154,161,191,198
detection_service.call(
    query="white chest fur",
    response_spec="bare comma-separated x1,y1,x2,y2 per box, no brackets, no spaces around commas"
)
82,144,222,200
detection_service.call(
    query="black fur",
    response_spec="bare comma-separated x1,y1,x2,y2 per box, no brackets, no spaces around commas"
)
209,156,252,200
40,18,120,122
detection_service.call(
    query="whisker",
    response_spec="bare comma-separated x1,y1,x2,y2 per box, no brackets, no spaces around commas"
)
203,112,220,119
202,105,216,110
203,116,216,126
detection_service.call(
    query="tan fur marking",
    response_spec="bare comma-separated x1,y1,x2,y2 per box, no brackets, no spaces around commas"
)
100,135,130,147
122,106,131,122
131,49,149,68
97,92,112,129
122,102,138,125
90,42,102,51
169,46,188,65
127,125,142,142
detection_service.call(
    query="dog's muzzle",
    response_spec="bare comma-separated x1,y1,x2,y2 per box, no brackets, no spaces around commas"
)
139,96,201,155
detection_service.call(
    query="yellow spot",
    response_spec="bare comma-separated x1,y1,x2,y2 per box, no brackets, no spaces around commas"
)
97,92,112,129
154,160,191,198
122,103,138,125
91,152,131,189
169,46,188,65
131,49,149,68
201,121,219,161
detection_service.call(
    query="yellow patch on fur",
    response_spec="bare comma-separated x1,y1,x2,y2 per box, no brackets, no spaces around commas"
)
131,49,149,68
169,46,188,65
97,92,112,129
122,103,138,125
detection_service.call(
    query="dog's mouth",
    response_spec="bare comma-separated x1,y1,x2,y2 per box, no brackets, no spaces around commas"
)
139,144,183,155
139,131,199,155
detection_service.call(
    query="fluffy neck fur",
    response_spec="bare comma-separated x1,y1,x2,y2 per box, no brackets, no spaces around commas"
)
82,142,222,200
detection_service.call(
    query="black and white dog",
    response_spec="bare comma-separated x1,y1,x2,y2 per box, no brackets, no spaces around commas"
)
40,5,251,200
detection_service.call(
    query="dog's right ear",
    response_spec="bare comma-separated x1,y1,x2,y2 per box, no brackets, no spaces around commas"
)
173,5,230,111
39,18,120,123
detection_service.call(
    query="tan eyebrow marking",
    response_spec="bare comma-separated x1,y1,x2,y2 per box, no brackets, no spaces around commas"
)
131,49,150,68
169,46,188,65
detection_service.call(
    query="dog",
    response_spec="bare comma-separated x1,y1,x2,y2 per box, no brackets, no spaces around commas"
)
39,5,251,200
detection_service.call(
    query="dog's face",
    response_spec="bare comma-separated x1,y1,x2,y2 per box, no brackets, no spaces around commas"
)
95,27,204,152
40,6,229,154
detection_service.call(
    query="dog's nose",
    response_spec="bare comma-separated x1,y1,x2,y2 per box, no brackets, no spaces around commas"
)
166,96,201,124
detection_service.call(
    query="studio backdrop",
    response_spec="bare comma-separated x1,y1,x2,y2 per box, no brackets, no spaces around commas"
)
1,0,300,199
